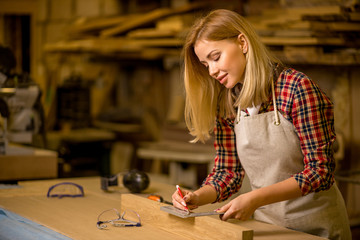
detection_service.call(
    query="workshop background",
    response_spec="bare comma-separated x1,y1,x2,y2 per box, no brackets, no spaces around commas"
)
1,0,360,237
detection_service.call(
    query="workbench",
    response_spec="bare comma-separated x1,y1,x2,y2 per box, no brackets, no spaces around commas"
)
0,145,58,181
0,176,326,240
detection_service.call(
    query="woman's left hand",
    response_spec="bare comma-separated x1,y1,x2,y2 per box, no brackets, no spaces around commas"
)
217,192,260,221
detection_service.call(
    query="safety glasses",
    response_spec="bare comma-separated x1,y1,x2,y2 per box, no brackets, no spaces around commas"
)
47,182,84,198
97,208,141,229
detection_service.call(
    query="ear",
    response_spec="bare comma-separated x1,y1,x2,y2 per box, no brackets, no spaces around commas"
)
237,34,248,54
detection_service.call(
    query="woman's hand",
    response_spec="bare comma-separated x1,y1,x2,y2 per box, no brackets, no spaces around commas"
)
217,192,259,221
217,178,302,221
172,188,199,211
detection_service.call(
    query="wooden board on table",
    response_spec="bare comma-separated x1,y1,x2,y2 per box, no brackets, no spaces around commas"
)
121,194,253,240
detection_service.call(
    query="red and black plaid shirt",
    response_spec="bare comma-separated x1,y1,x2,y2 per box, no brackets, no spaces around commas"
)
203,68,336,202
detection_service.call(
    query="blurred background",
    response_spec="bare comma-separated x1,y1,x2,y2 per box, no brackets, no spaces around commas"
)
0,0,360,236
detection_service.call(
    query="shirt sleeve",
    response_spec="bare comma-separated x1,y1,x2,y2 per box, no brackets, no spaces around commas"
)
290,73,336,196
201,116,244,202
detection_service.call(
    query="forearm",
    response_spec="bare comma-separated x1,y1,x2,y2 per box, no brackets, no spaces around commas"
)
194,184,217,206
250,177,302,208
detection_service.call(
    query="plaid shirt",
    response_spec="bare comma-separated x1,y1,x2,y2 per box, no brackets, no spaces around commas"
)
203,68,336,202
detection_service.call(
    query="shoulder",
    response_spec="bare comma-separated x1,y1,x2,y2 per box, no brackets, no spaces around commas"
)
277,68,321,97
277,68,333,111
278,68,311,88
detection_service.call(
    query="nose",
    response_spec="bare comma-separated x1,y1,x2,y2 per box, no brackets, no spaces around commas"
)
208,63,219,78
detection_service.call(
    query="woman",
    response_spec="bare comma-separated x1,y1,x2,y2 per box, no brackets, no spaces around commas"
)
172,9,351,239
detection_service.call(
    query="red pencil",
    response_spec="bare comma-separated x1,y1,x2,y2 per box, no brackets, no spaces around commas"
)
176,185,189,212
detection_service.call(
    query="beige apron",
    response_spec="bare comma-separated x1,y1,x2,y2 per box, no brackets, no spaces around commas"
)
234,82,351,239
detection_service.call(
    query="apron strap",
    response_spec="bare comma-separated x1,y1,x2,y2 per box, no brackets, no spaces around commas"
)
271,77,280,125
236,77,280,125
236,106,241,124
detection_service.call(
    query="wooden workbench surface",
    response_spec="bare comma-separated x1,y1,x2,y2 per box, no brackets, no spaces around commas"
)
0,176,325,240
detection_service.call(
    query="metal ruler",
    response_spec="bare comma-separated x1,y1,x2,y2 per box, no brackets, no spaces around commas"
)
160,205,224,218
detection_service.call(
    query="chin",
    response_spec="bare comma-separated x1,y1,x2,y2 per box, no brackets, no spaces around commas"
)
224,82,237,89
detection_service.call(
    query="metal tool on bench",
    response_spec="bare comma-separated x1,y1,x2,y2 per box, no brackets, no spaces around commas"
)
160,205,224,218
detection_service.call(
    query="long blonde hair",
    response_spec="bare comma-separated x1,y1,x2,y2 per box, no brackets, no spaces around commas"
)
183,9,280,142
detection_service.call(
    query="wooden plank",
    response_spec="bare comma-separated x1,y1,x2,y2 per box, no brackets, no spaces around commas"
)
44,38,184,53
310,22,360,32
284,6,343,16
121,194,253,240
70,15,137,34
100,2,205,38
302,14,349,22
100,8,173,37
261,36,344,46
273,29,313,37
127,28,177,39
156,14,194,31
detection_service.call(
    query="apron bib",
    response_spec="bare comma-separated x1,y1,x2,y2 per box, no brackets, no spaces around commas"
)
234,81,351,239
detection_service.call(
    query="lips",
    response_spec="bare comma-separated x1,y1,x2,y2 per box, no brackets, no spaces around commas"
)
217,74,228,84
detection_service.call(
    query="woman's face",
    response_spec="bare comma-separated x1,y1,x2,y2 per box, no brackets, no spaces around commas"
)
194,35,247,89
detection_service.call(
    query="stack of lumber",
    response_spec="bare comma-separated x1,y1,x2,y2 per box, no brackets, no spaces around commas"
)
248,5,360,65
44,2,205,60
45,3,360,65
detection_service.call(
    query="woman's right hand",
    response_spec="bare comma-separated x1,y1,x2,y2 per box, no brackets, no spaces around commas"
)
172,188,199,211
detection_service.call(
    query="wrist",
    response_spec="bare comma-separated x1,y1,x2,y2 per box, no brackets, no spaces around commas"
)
194,185,217,205
248,189,265,209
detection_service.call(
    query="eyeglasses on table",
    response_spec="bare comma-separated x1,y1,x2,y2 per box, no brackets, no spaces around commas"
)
97,208,141,229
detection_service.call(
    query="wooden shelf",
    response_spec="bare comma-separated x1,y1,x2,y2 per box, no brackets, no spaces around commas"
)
43,4,360,66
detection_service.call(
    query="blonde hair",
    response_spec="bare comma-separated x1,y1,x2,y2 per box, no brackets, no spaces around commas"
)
183,9,280,143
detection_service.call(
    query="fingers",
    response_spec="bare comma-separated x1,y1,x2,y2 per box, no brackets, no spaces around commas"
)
172,189,190,211
217,203,231,221
217,201,253,221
